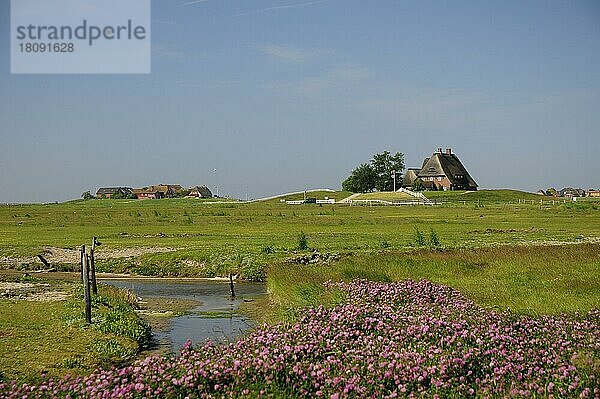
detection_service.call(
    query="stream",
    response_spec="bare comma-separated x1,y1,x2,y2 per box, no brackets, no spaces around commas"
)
100,278,267,352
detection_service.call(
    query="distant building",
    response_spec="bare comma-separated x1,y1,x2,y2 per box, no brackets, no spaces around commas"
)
588,189,600,198
144,184,184,198
96,187,133,198
401,168,422,188
559,187,586,198
132,188,163,199
188,185,213,198
403,148,477,191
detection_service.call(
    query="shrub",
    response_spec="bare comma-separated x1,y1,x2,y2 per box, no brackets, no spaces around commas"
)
413,228,426,247
81,191,94,200
429,229,441,248
297,231,309,250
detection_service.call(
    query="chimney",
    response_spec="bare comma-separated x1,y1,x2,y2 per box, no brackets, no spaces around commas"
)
437,147,442,154
445,148,452,154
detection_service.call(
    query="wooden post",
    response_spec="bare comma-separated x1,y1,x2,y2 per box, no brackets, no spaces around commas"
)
36,255,52,269
80,245,85,283
90,237,98,295
82,251,92,323
228,273,236,299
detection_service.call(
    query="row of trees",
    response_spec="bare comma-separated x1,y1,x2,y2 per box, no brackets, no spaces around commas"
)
342,151,405,193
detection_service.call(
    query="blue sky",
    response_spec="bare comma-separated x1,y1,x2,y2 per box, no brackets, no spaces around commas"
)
1,0,599,202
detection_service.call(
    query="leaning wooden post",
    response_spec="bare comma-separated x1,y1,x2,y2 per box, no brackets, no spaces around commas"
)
82,251,92,323
228,273,236,299
90,237,98,295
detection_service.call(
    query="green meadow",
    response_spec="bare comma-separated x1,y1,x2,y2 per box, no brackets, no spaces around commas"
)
0,189,599,381
1,190,598,276
0,280,149,382
1,190,598,310
267,243,600,320
1,188,598,289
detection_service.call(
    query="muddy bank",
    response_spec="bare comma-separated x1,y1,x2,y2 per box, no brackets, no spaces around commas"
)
0,246,179,269
0,280,69,302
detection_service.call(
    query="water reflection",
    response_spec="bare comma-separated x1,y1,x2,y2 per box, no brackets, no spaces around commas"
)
100,279,266,352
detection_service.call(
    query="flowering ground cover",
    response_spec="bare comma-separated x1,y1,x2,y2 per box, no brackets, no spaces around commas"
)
2,279,599,398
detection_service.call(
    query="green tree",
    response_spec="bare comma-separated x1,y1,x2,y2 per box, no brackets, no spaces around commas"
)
371,151,405,191
411,179,425,192
81,191,93,200
342,163,377,193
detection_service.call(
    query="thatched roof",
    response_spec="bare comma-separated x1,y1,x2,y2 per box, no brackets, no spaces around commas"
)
417,151,477,189
189,185,213,198
96,187,133,195
402,168,421,187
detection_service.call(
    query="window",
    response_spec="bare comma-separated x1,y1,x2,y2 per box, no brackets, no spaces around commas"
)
437,177,442,181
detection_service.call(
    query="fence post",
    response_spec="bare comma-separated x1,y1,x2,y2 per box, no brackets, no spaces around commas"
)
80,245,85,283
90,237,98,295
82,250,92,323
228,273,236,299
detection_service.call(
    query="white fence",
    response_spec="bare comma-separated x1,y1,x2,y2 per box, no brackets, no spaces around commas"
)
346,199,434,206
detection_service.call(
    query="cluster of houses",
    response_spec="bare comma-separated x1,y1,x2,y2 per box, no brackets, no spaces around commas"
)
402,148,478,191
96,184,213,200
536,187,600,198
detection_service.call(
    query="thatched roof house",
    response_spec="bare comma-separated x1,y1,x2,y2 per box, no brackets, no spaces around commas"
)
188,185,213,198
402,168,421,188
96,187,133,198
403,148,477,191
133,188,163,199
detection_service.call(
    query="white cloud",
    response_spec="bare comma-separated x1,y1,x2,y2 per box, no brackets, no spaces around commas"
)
329,65,371,80
265,63,371,95
152,45,212,60
178,0,211,7
355,89,599,131
177,80,242,89
235,0,330,17
260,45,323,62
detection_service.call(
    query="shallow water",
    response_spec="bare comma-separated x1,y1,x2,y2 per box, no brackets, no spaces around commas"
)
100,279,266,352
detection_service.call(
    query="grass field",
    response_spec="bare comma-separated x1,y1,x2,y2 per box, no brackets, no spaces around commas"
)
264,190,352,202
0,279,149,382
351,191,415,201
1,191,598,279
267,243,600,320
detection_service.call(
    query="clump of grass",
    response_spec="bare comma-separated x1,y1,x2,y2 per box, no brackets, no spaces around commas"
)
59,357,85,369
429,229,441,248
413,228,426,247
90,339,137,362
297,231,309,250
261,245,275,254
94,310,151,347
